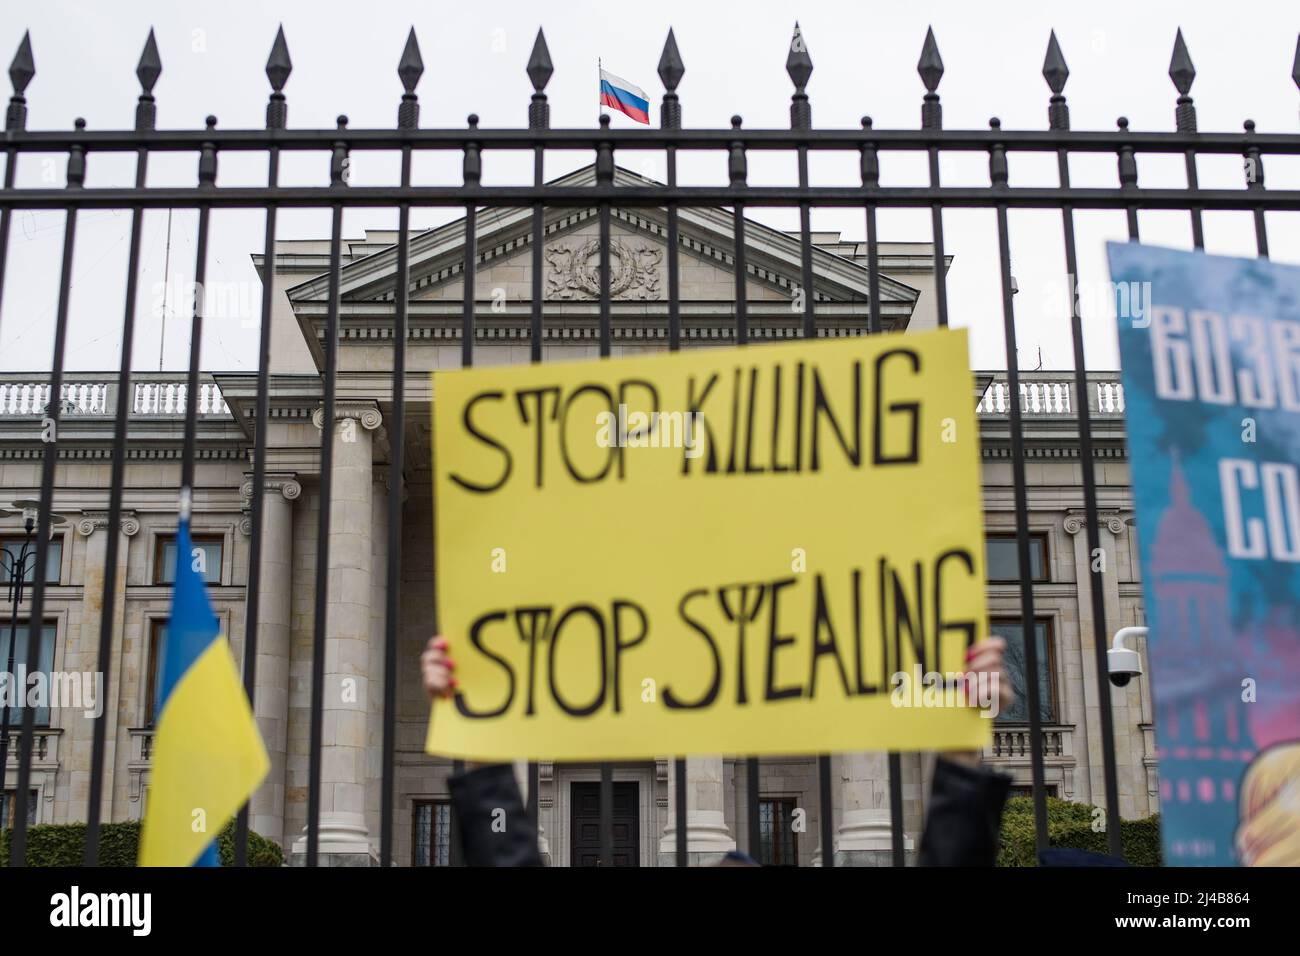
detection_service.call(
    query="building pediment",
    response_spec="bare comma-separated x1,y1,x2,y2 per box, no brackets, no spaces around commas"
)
284,165,919,313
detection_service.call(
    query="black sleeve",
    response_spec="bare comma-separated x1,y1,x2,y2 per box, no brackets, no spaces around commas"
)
917,757,1012,867
447,763,544,867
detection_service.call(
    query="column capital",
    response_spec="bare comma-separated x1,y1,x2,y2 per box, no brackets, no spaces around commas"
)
76,510,140,537
1063,509,1131,536
240,472,303,503
312,402,382,432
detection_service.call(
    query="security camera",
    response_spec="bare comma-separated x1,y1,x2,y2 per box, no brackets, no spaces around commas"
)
1108,627,1146,688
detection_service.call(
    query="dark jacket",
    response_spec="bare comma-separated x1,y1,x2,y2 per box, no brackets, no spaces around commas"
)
918,757,1012,866
447,763,543,867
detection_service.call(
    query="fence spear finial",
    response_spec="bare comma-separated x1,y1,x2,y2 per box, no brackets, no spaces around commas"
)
1043,30,1069,130
137,29,161,92
398,28,423,129
266,25,292,91
265,25,291,129
135,29,161,131
1169,28,1197,132
527,28,552,92
659,28,684,130
527,28,551,130
7,30,34,131
918,26,943,129
787,22,812,129
1291,34,1299,92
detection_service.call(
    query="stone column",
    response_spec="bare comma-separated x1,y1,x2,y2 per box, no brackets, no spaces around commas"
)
658,755,735,865
243,474,300,846
1065,509,1132,815
70,510,137,823
365,467,388,849
834,750,914,866
293,402,381,865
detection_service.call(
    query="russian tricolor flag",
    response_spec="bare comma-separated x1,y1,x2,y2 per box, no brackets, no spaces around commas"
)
599,68,650,125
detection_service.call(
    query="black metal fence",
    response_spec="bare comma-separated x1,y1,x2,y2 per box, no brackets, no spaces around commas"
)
1,20,1298,867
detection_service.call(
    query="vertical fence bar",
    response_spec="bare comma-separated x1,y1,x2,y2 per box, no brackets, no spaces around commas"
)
787,22,832,869
449,758,465,866
659,28,688,866
463,115,479,368
0,38,31,815
862,115,904,866
730,117,748,347
661,31,683,353
919,28,950,329
1244,121,1269,258
1118,119,1141,240
1169,30,1204,249
0,32,31,343
528,29,551,367
455,118,480,867
86,31,159,865
729,118,760,861
380,27,421,867
989,119,1049,851
1044,33,1123,858
595,116,614,865
11,117,85,864
525,33,552,829
235,26,291,866
306,117,349,866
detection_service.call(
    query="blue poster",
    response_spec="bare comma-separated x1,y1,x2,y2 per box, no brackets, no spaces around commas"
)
1109,242,1300,867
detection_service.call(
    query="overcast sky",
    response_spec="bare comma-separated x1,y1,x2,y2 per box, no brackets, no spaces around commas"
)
1,0,1298,374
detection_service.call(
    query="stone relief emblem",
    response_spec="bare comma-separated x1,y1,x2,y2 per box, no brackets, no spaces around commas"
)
545,237,663,300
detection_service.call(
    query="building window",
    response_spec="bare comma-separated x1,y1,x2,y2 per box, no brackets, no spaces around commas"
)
413,800,452,867
989,618,1056,725
0,535,62,585
154,534,223,585
0,622,56,726
145,621,167,727
757,797,798,866
985,533,1048,583
0,790,38,828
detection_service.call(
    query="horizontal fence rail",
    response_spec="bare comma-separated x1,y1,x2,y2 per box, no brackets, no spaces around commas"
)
0,18,1296,869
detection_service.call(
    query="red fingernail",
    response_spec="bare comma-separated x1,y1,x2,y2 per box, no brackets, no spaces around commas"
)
450,677,459,688
434,637,449,649
445,658,456,670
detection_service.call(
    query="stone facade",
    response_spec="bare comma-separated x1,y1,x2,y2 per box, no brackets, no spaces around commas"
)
0,165,1153,864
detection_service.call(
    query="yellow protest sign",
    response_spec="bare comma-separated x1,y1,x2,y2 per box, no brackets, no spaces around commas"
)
426,328,991,761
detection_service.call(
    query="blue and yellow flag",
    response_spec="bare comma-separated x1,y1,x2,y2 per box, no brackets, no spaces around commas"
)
139,515,268,866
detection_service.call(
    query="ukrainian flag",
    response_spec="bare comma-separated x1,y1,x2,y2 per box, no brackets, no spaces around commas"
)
139,515,268,866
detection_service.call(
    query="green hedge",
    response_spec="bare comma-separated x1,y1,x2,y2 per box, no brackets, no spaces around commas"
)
997,795,1162,866
0,819,284,867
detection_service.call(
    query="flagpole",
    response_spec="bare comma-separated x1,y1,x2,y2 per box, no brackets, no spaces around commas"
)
597,57,601,125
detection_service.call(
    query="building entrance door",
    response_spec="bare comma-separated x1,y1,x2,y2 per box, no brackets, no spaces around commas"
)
570,782,639,867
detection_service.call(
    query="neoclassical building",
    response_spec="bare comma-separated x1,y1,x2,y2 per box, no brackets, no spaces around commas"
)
0,165,1154,865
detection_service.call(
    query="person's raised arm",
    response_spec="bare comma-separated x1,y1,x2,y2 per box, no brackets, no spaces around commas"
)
422,635,542,866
